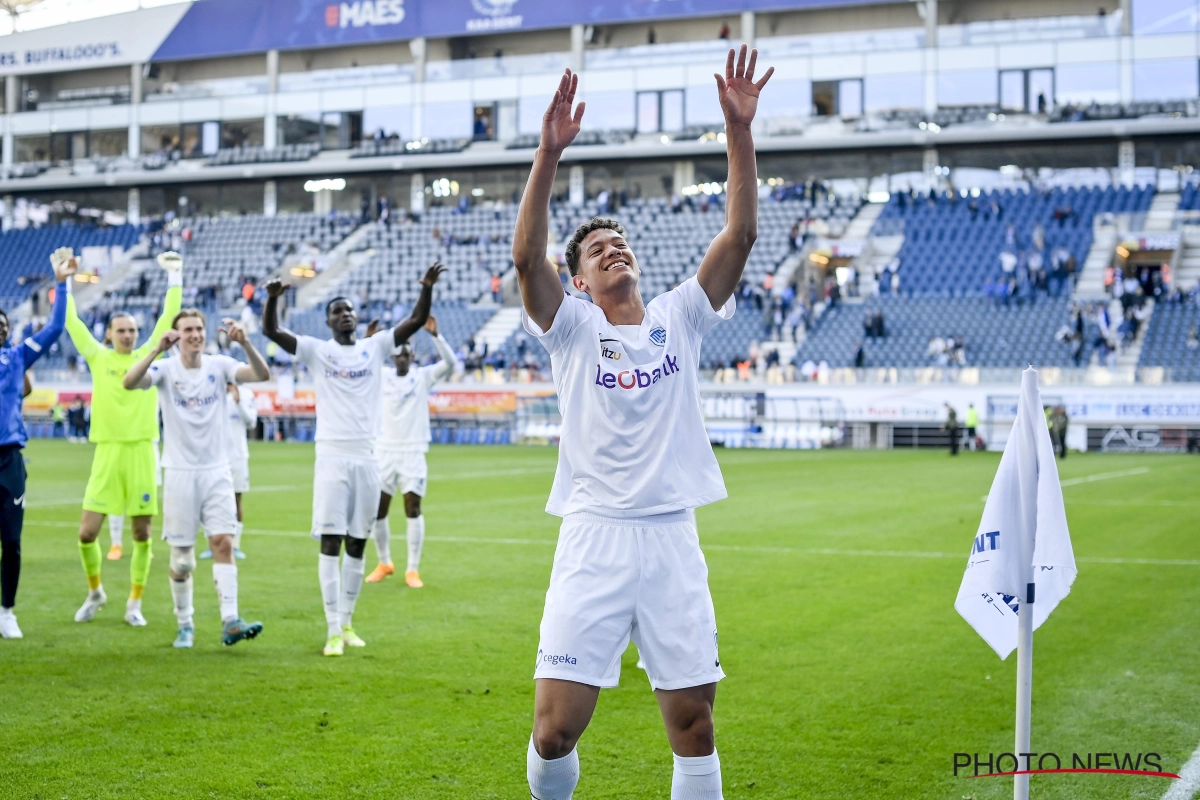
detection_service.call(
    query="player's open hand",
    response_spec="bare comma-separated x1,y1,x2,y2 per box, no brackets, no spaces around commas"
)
156,251,183,273
265,278,290,298
715,45,774,128
541,69,585,153
365,318,381,337
420,261,446,287
423,314,438,336
49,246,78,281
220,318,246,344
157,329,181,353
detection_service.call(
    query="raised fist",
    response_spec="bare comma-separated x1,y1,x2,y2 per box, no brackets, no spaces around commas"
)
157,251,183,272
49,247,78,281
221,318,247,344
157,329,181,353
266,278,290,298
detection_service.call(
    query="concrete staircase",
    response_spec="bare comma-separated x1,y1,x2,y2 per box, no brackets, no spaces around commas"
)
853,234,904,296
294,221,377,308
1175,226,1200,292
473,305,521,351
1116,298,1155,370
842,201,884,240
1143,191,1179,232
1073,225,1117,299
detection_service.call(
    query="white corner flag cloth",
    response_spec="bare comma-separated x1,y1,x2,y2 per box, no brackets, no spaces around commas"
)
954,368,1077,659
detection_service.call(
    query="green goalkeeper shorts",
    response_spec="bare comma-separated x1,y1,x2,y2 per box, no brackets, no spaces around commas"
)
82,441,159,518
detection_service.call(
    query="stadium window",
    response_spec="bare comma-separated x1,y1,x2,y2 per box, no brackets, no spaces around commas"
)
15,134,49,163
999,68,1055,114
812,79,862,118
1132,57,1199,101
88,129,127,158
142,124,181,157
636,91,661,134
635,90,684,134
473,104,496,141
220,119,264,150
1133,0,1200,34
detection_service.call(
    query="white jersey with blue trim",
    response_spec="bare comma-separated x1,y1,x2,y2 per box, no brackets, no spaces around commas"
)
522,276,732,518
147,354,242,470
295,331,392,448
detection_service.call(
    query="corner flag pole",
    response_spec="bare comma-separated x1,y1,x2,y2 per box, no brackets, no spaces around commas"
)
1014,580,1034,800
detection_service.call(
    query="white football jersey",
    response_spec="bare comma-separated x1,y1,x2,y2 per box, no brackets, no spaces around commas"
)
147,354,243,470
295,331,392,447
379,333,455,453
224,386,257,462
523,276,732,517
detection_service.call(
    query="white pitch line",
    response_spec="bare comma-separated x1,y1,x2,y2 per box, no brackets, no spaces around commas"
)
1161,740,1200,800
1059,466,1151,487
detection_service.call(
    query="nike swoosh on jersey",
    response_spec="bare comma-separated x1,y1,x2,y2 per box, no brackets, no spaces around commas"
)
13,494,24,506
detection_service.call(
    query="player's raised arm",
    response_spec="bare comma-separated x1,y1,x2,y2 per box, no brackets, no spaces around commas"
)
426,315,458,380
696,45,774,311
136,251,185,358
21,249,76,370
124,330,179,390
221,319,271,383
57,247,101,360
392,262,445,346
513,69,584,333
262,278,298,355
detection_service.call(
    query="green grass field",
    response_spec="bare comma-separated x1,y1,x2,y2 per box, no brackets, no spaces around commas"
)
3,440,1198,799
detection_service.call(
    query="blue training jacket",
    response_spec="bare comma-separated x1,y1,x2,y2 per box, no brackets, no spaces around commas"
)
0,280,67,448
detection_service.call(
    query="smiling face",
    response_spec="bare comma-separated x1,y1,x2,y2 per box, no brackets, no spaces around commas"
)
326,298,358,335
174,313,206,356
573,227,639,297
109,314,139,354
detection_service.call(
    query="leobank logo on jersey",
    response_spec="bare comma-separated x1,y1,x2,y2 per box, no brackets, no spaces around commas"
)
595,353,679,390
325,0,405,28
324,367,374,379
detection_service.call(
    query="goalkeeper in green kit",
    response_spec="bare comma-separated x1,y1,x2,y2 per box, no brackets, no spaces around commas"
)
66,249,183,626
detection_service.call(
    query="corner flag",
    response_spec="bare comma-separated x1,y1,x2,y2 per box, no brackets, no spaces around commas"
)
954,367,1077,660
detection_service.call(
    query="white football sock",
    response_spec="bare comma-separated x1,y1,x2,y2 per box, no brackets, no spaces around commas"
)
109,515,124,547
212,562,239,622
671,751,722,800
527,737,579,800
339,554,365,628
373,517,391,566
318,554,341,638
171,576,194,629
406,515,425,572
232,521,244,550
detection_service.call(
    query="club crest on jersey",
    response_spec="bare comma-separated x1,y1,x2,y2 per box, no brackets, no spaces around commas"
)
207,374,216,383
649,326,667,346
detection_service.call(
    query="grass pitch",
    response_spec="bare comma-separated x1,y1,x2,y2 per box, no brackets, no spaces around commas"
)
3,440,1198,799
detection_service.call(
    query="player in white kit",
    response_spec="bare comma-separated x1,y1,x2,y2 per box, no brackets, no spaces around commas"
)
123,310,271,648
366,314,457,587
200,382,257,560
262,264,443,657
513,49,773,800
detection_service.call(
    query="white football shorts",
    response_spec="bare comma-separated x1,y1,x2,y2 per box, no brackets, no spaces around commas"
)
311,452,380,540
378,449,427,497
534,510,725,692
229,458,250,494
161,466,238,548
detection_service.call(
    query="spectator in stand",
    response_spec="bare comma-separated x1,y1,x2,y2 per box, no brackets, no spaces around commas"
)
491,274,502,303
1187,325,1199,350
718,21,730,39
853,341,864,369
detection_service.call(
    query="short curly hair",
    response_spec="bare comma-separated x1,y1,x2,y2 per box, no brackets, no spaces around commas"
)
565,217,627,276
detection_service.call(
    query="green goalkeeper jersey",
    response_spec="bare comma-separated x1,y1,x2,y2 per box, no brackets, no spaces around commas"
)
66,278,182,443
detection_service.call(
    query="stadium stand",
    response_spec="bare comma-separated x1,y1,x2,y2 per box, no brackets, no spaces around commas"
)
351,138,470,158
872,185,1155,297
1137,302,1200,382
794,296,1097,369
0,223,142,307
111,213,358,311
